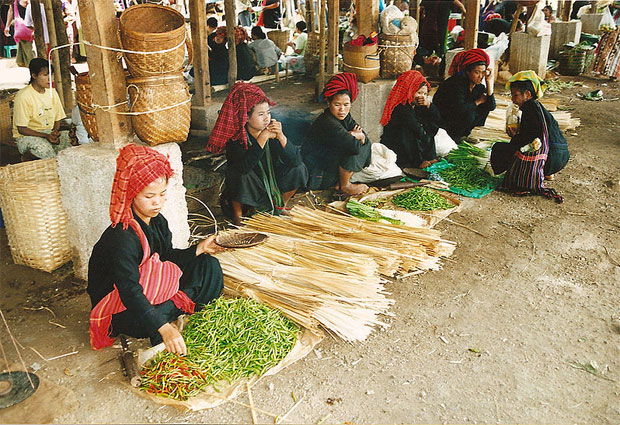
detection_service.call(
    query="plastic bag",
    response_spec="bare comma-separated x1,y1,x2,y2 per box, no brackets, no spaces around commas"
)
526,2,552,36
484,32,509,64
351,143,402,183
505,103,521,135
380,4,404,35
434,128,458,157
600,7,616,30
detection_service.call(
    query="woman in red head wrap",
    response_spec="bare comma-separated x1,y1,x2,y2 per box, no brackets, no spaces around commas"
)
433,48,496,141
380,70,443,169
302,73,371,196
87,144,225,354
207,82,307,225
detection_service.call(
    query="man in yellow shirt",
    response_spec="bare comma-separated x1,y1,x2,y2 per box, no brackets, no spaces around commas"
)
13,58,71,159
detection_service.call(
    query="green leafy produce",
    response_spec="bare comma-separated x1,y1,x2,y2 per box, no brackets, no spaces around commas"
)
347,199,403,225
140,298,299,400
446,141,490,167
392,187,454,211
437,163,494,192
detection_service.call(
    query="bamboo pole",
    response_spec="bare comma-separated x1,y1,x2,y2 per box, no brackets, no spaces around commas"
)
189,0,211,105
509,4,525,33
326,0,339,74
463,0,480,50
318,0,326,90
51,0,73,113
29,0,46,58
42,0,64,111
224,0,238,86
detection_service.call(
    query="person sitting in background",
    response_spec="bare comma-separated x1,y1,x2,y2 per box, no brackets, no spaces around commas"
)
433,48,496,141
283,20,307,73
236,0,253,26
542,5,556,23
207,26,229,85
380,70,441,169
233,25,257,81
88,145,225,353
490,71,568,203
302,73,371,196
249,26,282,74
12,58,72,160
206,16,218,35
207,82,307,225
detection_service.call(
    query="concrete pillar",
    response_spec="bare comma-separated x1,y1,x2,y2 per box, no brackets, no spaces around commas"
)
350,79,395,144
580,14,603,35
549,20,582,60
57,142,190,281
509,32,550,78
190,102,224,136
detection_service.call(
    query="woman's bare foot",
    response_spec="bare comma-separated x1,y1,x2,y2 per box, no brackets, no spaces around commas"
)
545,174,554,181
340,182,368,195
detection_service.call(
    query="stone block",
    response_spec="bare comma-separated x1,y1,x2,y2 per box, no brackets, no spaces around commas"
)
350,79,396,143
190,103,224,133
580,13,603,35
57,141,190,281
550,20,582,59
509,32,550,77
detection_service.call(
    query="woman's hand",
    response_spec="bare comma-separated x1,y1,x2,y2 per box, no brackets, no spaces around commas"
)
506,126,518,137
350,125,366,144
46,132,60,144
158,323,187,355
485,67,495,95
474,93,487,106
267,119,287,145
415,95,431,108
196,234,226,256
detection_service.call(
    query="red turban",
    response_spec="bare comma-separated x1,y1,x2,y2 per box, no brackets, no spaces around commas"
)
215,25,250,44
321,72,359,102
206,82,275,153
448,48,490,76
380,70,430,126
109,144,174,229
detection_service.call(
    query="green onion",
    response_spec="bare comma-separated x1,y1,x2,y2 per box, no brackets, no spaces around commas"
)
347,200,403,225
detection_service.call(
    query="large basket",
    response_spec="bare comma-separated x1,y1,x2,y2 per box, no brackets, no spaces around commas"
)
0,94,15,146
0,159,71,272
343,42,380,83
119,4,192,77
558,48,587,75
379,33,416,79
267,29,291,53
74,72,99,141
304,32,321,74
127,73,191,145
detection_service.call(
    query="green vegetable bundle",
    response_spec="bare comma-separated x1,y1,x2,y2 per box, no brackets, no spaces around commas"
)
392,187,454,211
437,163,494,192
140,298,299,400
446,141,490,167
347,199,403,225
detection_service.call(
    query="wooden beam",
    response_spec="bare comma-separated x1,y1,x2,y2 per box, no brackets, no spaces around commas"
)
29,0,46,58
189,0,211,105
318,0,326,89
510,4,525,33
356,0,378,37
561,0,572,21
327,0,339,74
78,0,133,147
42,0,64,111
307,0,315,32
224,0,238,86
51,0,74,113
463,0,479,50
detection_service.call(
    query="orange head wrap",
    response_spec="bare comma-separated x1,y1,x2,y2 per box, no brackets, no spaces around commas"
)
380,70,430,126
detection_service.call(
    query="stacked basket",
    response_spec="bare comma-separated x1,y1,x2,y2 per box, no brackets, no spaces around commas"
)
119,4,192,145
379,33,416,79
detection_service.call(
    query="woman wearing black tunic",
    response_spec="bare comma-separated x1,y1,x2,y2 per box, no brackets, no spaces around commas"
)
380,70,441,169
207,82,307,225
302,73,371,195
433,48,496,141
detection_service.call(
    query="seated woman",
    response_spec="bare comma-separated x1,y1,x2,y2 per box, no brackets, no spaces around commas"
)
88,145,225,354
380,70,441,169
249,26,282,74
433,48,496,141
302,73,371,195
12,58,72,160
490,71,568,203
206,82,308,225
283,21,307,74
208,27,229,85
234,26,257,81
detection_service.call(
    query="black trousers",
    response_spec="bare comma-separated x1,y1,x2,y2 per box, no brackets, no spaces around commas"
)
110,255,223,345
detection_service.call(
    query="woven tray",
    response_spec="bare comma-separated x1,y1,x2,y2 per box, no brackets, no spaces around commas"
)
0,159,71,272
215,231,269,248
0,94,15,146
75,72,99,141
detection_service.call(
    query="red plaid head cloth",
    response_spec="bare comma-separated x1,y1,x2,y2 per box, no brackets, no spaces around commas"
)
448,48,490,76
321,72,359,102
109,144,174,229
206,82,275,153
380,70,430,126
215,26,249,44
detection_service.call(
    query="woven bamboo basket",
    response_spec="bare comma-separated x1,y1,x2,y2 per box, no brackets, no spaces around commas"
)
304,32,321,74
119,4,192,77
127,73,191,145
0,159,71,272
267,29,291,53
379,33,416,79
74,72,99,141
343,42,380,83
0,94,15,146
558,48,587,75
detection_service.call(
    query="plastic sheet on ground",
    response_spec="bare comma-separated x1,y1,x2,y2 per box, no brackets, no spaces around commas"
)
422,159,502,199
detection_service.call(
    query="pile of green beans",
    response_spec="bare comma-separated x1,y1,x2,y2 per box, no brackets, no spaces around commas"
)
437,164,493,192
140,298,299,400
392,187,454,211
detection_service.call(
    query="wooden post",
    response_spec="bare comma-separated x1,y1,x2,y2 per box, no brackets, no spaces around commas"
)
327,0,339,74
30,0,46,58
410,0,420,24
42,0,64,110
463,0,479,50
224,0,238,86
510,4,525,33
356,0,378,37
561,1,573,21
307,0,315,32
189,0,211,105
318,0,326,89
78,0,133,147
51,0,74,113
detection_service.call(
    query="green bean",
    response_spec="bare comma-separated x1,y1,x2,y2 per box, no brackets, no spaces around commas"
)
392,187,454,211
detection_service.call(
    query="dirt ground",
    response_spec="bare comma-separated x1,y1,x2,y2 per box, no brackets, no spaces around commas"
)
1,72,619,424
